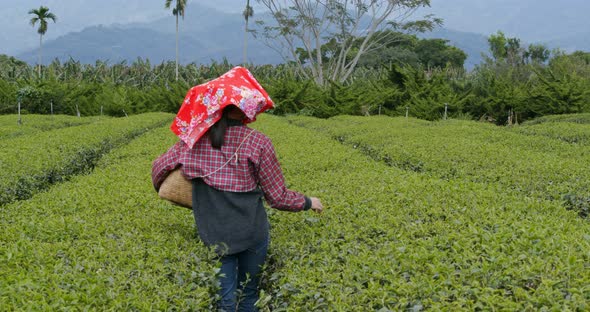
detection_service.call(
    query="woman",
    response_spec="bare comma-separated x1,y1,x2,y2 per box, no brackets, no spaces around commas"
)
152,67,323,311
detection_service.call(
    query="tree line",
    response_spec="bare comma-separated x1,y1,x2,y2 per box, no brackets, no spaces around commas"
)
4,1,589,124
1,43,589,124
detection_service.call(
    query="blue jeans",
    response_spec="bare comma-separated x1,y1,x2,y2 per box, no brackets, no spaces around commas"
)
217,237,269,312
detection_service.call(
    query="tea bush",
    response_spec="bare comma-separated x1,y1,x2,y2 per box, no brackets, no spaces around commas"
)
0,125,219,310
0,114,105,139
0,113,170,206
287,115,590,206
511,121,590,145
1,114,589,310
252,115,590,310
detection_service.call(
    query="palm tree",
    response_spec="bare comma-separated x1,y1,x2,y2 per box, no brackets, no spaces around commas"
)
243,0,254,66
29,6,57,78
165,0,187,81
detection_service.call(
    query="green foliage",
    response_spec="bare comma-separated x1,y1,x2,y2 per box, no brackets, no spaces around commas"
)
465,32,589,124
350,31,467,69
264,72,315,116
16,84,56,114
0,113,170,206
1,44,588,123
387,65,473,120
0,114,103,139
512,113,590,146
0,79,17,113
531,55,590,115
254,0,439,85
528,61,590,116
468,64,531,123
523,113,590,125
563,194,590,218
287,115,590,205
95,85,132,117
165,0,187,18
0,125,218,310
486,31,548,66
0,58,243,117
254,115,590,310
0,54,30,80
415,38,467,68
525,44,551,64
28,6,57,36
2,113,590,309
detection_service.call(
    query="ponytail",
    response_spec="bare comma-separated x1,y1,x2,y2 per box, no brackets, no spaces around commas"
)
208,105,246,149
209,113,228,149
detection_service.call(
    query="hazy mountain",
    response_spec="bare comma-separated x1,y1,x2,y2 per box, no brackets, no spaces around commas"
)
419,0,590,43
16,3,280,66
418,26,590,70
8,0,590,68
546,32,590,53
0,0,169,55
17,25,206,65
0,0,267,56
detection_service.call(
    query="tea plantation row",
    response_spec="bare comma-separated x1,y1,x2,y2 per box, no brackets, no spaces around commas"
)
1,114,589,310
0,113,170,206
0,114,104,139
1,124,219,310
286,115,590,217
253,115,590,310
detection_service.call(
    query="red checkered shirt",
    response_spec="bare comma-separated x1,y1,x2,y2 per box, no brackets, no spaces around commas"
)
152,125,307,211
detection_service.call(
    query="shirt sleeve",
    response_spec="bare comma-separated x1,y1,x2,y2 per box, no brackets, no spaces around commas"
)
151,141,182,191
257,139,307,212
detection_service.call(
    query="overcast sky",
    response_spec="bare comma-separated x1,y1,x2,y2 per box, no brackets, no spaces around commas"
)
1,0,588,55
0,0,269,54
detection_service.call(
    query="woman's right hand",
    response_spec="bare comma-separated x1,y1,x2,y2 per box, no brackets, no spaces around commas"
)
310,197,323,214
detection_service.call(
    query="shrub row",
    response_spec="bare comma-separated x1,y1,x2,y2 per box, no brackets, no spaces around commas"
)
0,114,105,139
251,115,590,310
0,80,191,117
0,113,171,206
287,115,590,209
522,113,590,125
510,121,590,145
0,125,219,310
2,114,589,310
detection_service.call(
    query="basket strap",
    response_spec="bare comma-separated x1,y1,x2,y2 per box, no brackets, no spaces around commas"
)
197,129,255,179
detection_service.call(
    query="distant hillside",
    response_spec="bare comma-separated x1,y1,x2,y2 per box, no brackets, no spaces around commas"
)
546,32,590,53
10,18,503,70
17,2,489,68
0,0,169,55
5,0,589,58
14,2,589,69
18,25,194,65
416,0,590,44
419,26,590,70
16,3,281,66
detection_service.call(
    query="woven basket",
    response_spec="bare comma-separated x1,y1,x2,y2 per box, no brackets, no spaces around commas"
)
158,168,192,209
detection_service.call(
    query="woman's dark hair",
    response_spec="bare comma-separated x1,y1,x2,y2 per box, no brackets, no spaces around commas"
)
209,106,243,149
209,111,229,149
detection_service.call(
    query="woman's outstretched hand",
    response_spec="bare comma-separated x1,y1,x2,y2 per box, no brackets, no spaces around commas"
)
310,197,323,214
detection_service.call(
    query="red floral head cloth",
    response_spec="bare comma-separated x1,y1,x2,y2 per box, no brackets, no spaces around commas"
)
171,66,274,148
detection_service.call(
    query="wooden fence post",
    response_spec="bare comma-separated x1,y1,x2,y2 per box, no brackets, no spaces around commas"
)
17,101,22,125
